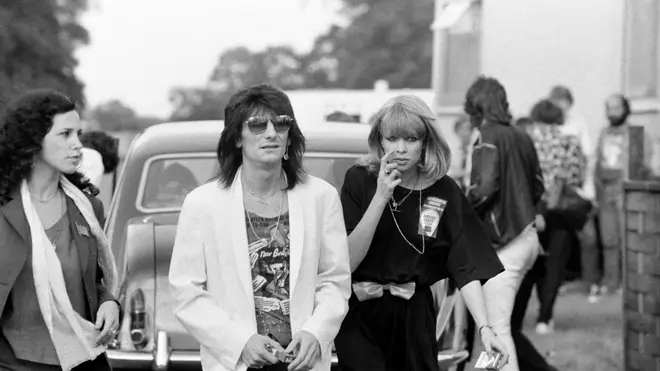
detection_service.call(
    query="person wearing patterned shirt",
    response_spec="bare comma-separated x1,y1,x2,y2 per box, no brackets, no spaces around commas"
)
169,84,351,371
526,99,586,335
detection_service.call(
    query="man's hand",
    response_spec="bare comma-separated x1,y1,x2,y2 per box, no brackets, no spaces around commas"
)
95,300,120,346
285,331,321,371
240,334,283,369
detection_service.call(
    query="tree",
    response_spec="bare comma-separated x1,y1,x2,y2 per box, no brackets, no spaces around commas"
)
0,0,90,108
314,0,435,89
87,100,162,131
168,88,227,121
207,46,306,92
259,46,305,89
207,47,263,93
300,26,342,88
168,0,436,119
170,46,309,121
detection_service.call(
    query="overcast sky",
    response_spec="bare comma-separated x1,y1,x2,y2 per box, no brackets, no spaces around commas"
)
76,0,341,117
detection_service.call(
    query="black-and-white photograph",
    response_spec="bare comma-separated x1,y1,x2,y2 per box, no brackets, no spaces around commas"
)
1,1,660,371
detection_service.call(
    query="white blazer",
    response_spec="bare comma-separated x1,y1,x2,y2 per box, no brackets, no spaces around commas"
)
168,170,352,371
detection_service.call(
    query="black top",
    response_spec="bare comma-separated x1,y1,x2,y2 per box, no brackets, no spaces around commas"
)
341,165,503,289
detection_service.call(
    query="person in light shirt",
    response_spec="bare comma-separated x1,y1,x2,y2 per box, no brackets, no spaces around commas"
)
78,131,119,189
78,147,105,188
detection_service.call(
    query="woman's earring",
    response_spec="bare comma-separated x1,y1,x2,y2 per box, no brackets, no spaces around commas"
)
283,146,289,161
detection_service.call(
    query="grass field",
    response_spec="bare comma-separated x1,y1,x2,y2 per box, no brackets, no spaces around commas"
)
521,284,624,371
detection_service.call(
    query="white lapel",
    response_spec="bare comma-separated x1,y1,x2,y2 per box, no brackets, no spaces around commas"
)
287,183,304,296
223,169,254,298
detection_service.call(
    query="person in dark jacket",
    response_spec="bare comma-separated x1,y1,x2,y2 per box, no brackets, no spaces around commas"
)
0,89,120,371
463,76,545,371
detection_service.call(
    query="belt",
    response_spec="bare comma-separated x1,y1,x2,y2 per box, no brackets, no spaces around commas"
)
352,281,416,302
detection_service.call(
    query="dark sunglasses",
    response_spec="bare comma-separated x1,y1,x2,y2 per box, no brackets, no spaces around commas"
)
244,115,294,134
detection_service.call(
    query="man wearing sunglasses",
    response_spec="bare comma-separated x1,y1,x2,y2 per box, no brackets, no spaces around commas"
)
169,84,351,371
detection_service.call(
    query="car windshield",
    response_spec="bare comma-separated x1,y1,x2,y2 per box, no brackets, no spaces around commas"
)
140,154,360,211
141,156,218,210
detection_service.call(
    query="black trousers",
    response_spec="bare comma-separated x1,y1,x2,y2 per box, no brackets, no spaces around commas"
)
335,289,439,371
536,211,576,323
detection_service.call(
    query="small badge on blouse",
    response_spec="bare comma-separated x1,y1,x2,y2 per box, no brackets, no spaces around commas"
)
417,197,447,239
75,222,90,237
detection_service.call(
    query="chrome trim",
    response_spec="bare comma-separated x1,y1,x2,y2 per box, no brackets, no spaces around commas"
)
130,328,148,348
170,352,201,363
106,350,153,369
106,349,202,369
133,152,363,214
105,131,143,237
108,348,465,369
154,331,171,370
304,152,364,159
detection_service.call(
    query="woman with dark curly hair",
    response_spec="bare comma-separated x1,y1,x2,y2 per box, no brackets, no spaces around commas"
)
0,89,120,371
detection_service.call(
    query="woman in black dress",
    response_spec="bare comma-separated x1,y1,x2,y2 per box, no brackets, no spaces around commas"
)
335,95,509,371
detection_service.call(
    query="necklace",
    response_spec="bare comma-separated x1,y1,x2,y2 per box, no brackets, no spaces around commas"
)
31,188,59,204
391,188,414,212
390,174,420,211
245,187,285,245
244,172,283,205
247,187,277,205
388,179,425,255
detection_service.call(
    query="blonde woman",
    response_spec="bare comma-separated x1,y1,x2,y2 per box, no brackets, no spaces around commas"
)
335,95,509,371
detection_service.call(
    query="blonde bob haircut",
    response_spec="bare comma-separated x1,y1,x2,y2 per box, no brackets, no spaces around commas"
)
360,95,452,180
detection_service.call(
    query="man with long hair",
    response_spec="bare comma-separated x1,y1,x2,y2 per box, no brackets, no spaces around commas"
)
463,76,545,371
168,84,351,371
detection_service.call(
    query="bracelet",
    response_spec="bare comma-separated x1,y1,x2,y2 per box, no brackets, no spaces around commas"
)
478,325,493,336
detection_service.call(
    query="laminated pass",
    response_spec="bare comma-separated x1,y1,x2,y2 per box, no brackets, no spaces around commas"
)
418,197,447,239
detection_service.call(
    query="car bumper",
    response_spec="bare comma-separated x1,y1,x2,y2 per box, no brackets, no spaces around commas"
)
107,349,470,370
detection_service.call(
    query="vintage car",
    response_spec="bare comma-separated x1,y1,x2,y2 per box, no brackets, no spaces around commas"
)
104,120,468,370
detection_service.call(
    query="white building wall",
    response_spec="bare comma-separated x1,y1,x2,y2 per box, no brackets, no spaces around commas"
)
481,0,626,150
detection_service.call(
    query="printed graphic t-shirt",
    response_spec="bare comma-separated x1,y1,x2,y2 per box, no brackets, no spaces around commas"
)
601,133,626,170
245,211,292,347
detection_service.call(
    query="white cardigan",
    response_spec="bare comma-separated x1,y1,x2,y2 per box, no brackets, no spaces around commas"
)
168,171,351,371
